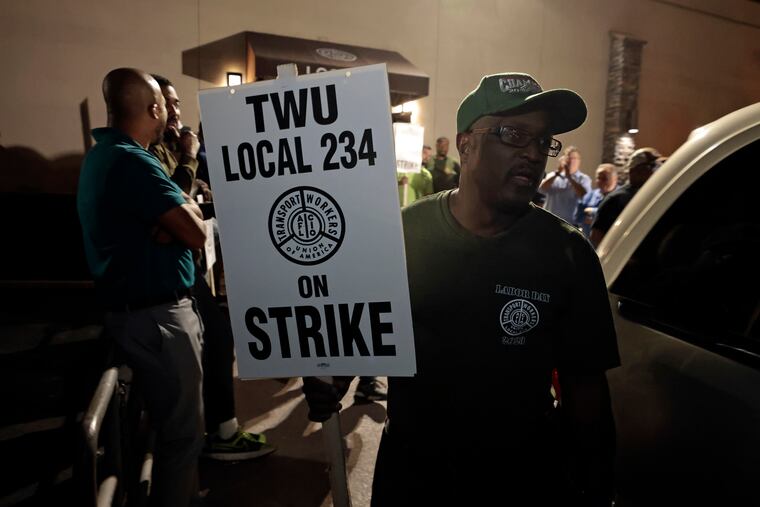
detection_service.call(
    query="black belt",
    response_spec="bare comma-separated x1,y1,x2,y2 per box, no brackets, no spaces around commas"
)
107,288,192,312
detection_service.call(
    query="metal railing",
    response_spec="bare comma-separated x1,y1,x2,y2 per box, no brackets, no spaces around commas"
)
79,366,123,507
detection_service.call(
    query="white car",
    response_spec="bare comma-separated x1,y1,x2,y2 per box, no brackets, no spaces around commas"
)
598,102,760,506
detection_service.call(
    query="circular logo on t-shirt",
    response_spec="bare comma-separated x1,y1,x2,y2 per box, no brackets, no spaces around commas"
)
500,299,540,336
268,187,345,265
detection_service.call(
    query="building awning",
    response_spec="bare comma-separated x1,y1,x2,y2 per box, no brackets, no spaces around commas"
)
182,31,429,106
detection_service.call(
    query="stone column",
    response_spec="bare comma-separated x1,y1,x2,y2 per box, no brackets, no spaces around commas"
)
603,32,647,175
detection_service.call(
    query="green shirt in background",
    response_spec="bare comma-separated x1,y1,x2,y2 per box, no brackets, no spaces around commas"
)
77,127,194,307
397,168,433,207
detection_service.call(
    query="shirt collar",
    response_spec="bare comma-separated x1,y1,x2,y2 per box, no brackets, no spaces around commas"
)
91,127,143,148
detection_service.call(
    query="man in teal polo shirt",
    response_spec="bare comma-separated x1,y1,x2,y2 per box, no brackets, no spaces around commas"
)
77,68,207,507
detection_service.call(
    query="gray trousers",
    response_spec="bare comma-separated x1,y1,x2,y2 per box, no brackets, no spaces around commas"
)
106,297,204,507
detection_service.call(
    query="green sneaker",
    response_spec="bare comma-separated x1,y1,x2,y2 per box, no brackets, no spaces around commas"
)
202,431,275,461
244,431,267,444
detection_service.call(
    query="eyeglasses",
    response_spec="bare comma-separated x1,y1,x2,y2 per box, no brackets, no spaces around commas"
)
469,126,562,157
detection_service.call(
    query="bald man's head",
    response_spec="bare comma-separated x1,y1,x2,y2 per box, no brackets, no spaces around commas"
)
102,68,167,144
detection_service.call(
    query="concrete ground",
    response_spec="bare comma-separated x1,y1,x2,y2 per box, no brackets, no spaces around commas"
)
199,376,387,507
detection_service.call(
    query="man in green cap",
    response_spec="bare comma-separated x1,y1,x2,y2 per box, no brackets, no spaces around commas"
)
303,72,619,506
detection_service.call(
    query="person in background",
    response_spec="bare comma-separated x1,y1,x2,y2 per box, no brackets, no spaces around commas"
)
539,145,591,224
150,74,274,461
147,75,201,195
422,144,433,168
429,136,461,192
303,72,619,506
195,122,210,191
575,163,618,237
78,68,206,506
366,147,436,403
397,145,434,207
590,147,661,248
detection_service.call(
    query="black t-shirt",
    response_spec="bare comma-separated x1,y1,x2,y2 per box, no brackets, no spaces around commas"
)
390,191,619,451
430,157,460,192
592,183,638,233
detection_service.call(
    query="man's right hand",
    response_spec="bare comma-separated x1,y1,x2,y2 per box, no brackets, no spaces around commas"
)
179,129,200,159
165,125,181,142
556,156,568,177
301,376,354,422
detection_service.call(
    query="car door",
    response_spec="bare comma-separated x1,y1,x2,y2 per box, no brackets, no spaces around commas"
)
605,137,760,507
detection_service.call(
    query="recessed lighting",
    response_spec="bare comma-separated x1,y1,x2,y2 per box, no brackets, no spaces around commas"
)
227,72,243,87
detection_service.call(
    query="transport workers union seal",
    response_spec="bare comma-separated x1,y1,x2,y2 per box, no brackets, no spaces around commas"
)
499,299,539,336
268,186,345,265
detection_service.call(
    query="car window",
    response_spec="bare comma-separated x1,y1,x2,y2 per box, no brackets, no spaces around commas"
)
610,139,760,354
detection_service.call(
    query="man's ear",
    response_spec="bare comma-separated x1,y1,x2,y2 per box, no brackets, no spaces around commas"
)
149,103,159,119
456,132,471,159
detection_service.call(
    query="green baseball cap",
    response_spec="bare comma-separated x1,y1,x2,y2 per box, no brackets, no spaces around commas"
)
457,72,587,134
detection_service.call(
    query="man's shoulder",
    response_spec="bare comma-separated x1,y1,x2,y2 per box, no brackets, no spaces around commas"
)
118,142,158,163
408,168,432,183
594,185,633,229
403,191,441,218
531,205,588,242
592,187,607,202
153,142,180,176
91,138,158,166
83,138,149,173
402,192,447,233
603,184,633,204
104,145,174,194
150,142,176,165
534,208,600,268
115,146,169,181
582,188,601,203
148,142,165,157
